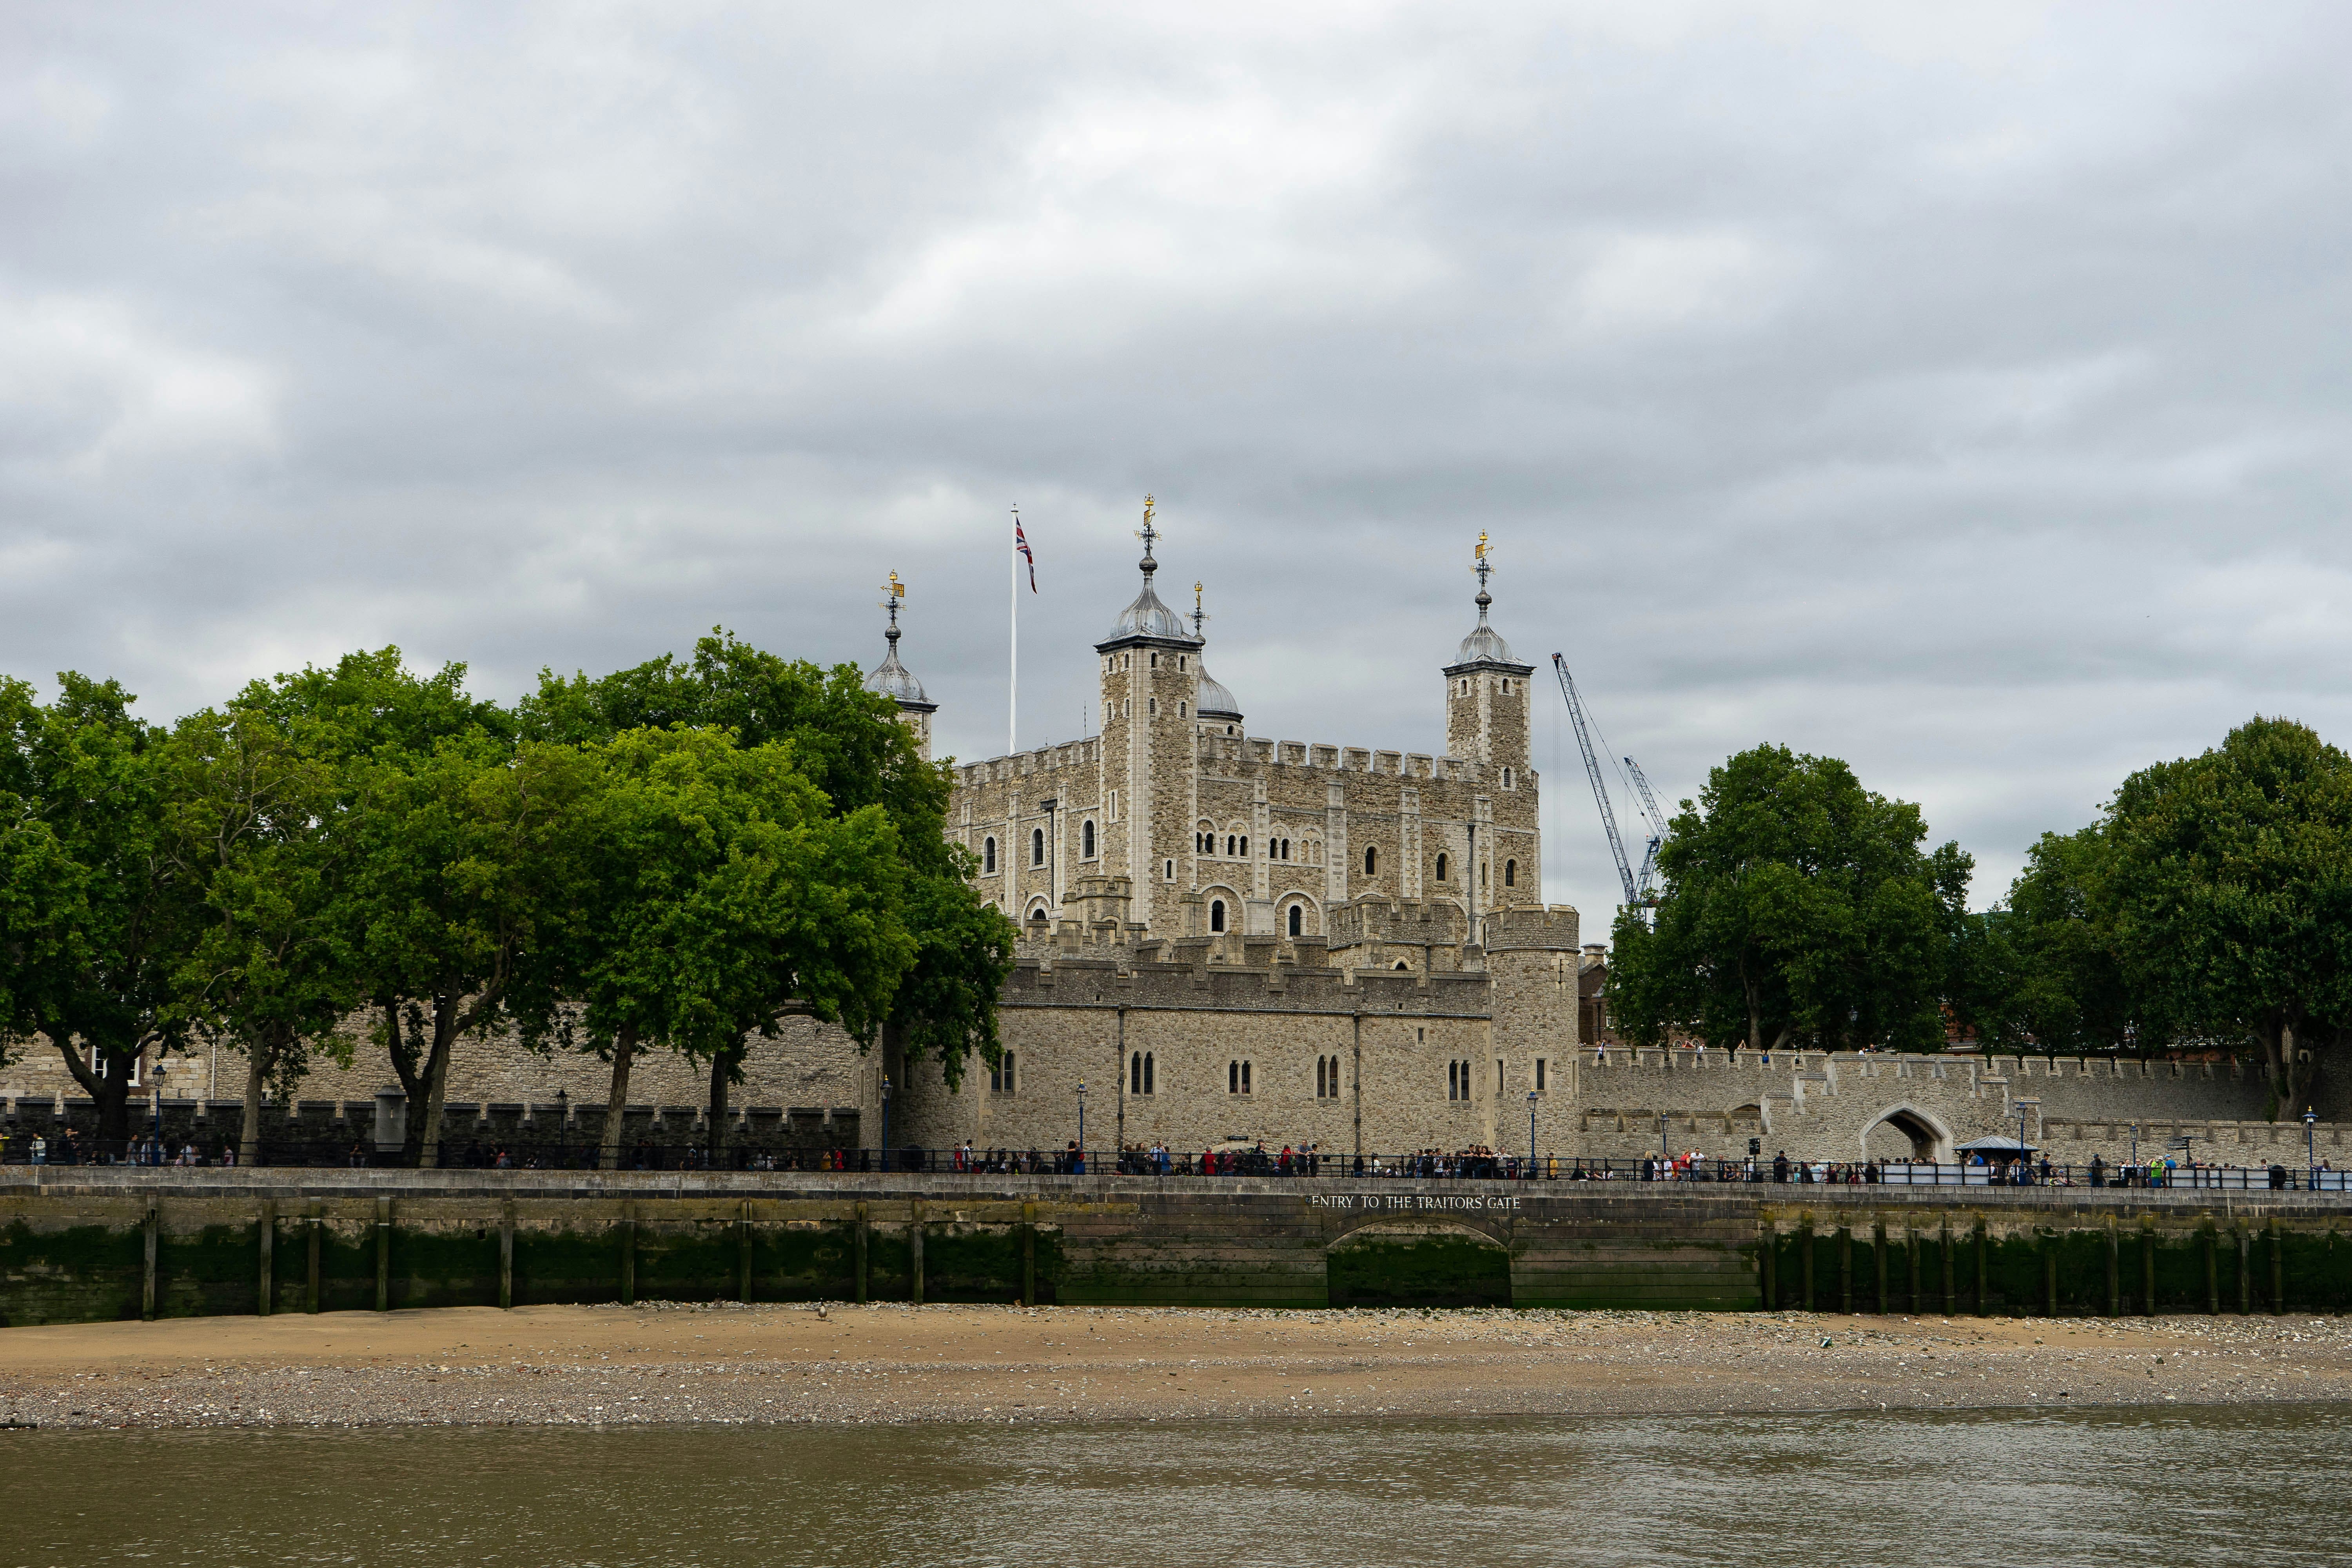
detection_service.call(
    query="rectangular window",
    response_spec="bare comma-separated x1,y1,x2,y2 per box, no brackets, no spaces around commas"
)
1535,1058,1546,1093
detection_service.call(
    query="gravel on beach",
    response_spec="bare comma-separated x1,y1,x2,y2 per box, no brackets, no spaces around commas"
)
4,1301,2350,1430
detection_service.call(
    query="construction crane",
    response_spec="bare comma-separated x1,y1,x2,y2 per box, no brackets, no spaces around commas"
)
1623,755,1668,902
1551,653,1639,909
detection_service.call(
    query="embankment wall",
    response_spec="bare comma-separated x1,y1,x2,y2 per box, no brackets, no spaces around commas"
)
7,1171,2352,1327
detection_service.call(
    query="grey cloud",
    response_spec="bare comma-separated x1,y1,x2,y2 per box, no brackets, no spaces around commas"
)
4,1,2349,923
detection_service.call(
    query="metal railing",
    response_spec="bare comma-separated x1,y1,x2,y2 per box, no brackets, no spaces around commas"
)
4,1134,2347,1192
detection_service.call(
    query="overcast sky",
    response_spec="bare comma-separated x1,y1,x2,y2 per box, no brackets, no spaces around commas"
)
7,2,2348,926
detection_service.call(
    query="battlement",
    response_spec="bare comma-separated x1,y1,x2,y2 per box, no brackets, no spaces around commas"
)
956,738,1103,787
1481,904,1581,951
1001,954,1494,1016
1326,896,1470,950
1190,735,1474,781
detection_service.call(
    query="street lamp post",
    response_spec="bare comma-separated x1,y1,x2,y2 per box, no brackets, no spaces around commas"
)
2306,1106,2319,1191
880,1075,891,1172
1527,1091,1538,1180
1076,1081,1087,1169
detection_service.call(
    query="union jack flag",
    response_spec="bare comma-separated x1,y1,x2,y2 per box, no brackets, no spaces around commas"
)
1015,515,1037,592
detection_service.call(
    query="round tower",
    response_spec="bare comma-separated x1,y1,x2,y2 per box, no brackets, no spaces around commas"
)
1191,579,1244,737
864,571,938,760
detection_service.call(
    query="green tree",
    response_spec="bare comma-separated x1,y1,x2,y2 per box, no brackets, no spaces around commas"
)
0,674,192,1146
1951,828,2152,1057
522,631,1014,1151
2105,716,2352,1116
232,648,524,1163
158,703,354,1160
341,736,601,1166
512,726,917,1170
1606,744,1970,1054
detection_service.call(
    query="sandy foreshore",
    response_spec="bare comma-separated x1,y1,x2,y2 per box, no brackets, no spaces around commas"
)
2,1301,2348,1428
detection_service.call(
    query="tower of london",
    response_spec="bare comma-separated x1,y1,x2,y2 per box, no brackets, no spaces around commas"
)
912,508,1550,966
869,508,1586,1158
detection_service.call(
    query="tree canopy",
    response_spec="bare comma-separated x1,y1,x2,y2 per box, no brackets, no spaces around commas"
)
521,629,1014,1090
0,630,1016,1162
2104,716,2352,1114
1604,744,1970,1055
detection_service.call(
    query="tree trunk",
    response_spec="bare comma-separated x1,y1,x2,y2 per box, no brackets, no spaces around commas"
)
384,998,424,1162
417,993,458,1169
599,1025,637,1172
707,1041,748,1167
239,1041,266,1163
53,1033,136,1151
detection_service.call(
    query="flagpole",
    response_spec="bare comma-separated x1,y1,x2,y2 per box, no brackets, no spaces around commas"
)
1009,508,1018,757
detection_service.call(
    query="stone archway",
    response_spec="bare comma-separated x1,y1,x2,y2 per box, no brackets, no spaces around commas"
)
1326,1220,1512,1308
1862,1104,1953,1163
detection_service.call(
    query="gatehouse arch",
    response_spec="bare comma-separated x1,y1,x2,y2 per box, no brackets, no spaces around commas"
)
1325,1218,1512,1308
1862,1104,1953,1163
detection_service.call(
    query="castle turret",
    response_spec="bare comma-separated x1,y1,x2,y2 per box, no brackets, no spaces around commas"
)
1443,532,1534,775
1094,497,1201,932
864,571,937,760
1190,580,1244,737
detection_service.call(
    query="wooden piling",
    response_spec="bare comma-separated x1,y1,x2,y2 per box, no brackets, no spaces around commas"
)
911,1198,926,1305
257,1200,274,1316
499,1200,515,1310
141,1198,158,1321
375,1196,392,1312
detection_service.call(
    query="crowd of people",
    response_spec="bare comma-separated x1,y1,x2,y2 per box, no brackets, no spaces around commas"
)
5,1129,2340,1189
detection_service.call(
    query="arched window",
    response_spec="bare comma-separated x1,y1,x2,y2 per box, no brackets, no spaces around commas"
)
1143,1052,1154,1094
1031,828,1045,866
1225,835,1236,856
1502,766,1514,789
1229,1060,1239,1094
1082,819,1096,858
1504,858,1517,888
1131,1051,1143,1095
1394,960,1410,971
1242,1060,1252,1094
1240,836,1249,857
1435,852,1448,882
1316,1057,1327,1098
983,837,997,874
1364,846,1377,875
1287,904,1302,937
1448,1061,1459,1101
1209,899,1226,933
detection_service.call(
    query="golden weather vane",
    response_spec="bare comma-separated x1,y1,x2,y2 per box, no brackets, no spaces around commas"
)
1472,530,1493,592
1136,494,1160,559
1192,579,1209,639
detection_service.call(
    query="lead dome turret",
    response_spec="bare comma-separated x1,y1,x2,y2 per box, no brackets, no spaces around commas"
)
864,573,937,758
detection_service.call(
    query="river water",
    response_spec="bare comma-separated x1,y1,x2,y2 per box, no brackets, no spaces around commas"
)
7,1406,2347,1567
